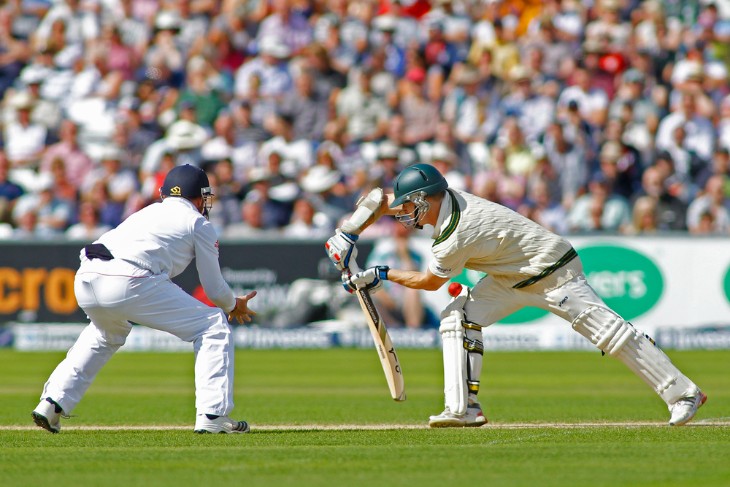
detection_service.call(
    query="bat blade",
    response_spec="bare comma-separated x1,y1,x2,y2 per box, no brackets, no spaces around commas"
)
355,288,406,401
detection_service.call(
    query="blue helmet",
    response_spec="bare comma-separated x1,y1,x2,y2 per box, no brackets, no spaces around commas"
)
160,164,214,218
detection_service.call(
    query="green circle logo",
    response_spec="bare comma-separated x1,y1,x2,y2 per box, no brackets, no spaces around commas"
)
579,245,663,320
723,267,730,303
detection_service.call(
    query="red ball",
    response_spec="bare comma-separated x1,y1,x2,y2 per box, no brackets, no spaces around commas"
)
447,282,463,297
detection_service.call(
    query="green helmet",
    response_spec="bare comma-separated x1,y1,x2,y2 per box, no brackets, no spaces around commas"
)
390,163,448,208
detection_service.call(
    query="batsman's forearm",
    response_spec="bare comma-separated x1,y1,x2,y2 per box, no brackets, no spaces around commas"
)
387,269,444,291
341,189,398,235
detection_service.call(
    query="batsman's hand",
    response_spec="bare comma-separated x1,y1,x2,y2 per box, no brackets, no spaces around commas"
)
344,266,390,293
325,229,358,272
228,291,258,324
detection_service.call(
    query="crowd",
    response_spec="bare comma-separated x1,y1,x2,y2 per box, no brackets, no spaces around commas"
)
1,0,730,242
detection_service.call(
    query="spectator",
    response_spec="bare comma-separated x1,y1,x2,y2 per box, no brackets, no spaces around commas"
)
687,175,730,234
206,158,244,230
519,177,569,235
222,198,281,240
234,36,292,102
596,141,642,200
280,68,329,142
282,196,333,239
39,119,94,188
334,68,390,147
655,91,715,163
718,95,730,152
695,147,730,194
397,65,439,146
3,91,47,169
568,172,631,233
140,119,209,181
256,0,313,56
632,165,688,231
176,57,226,129
241,166,295,230
623,195,660,235
428,142,467,191
543,121,588,210
472,145,526,211
0,0,728,242
201,110,237,165
258,112,314,178
65,201,111,240
299,164,353,228
47,157,79,206
499,64,555,145
13,180,73,237
557,65,610,128
81,147,139,217
0,8,32,97
0,151,24,224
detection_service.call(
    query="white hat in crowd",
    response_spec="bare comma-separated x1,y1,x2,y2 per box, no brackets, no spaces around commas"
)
166,120,209,150
258,36,291,58
300,165,342,193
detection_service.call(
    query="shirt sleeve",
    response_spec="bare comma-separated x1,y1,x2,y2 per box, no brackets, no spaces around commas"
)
193,220,236,312
428,241,468,279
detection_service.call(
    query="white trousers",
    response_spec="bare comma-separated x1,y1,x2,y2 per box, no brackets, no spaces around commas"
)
41,258,234,417
458,260,698,406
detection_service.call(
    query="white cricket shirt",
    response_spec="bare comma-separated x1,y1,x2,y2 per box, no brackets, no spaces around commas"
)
429,189,574,289
93,197,236,312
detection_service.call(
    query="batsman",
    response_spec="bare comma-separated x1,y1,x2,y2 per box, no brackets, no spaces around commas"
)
326,163,706,427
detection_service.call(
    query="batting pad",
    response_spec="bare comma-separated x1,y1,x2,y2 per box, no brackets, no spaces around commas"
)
440,310,468,415
464,323,484,397
571,306,699,405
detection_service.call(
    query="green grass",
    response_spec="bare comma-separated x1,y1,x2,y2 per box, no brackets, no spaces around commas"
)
1,348,729,487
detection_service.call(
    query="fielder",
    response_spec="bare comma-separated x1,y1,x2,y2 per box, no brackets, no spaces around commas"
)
326,163,706,427
32,165,257,434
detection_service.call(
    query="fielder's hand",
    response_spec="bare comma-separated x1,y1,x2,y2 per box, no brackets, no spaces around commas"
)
228,291,258,324
325,229,358,271
345,266,390,293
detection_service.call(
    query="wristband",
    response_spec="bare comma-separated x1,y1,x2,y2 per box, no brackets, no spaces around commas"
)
377,266,390,280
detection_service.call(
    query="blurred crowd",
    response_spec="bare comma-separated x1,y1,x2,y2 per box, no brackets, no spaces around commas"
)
1,0,730,242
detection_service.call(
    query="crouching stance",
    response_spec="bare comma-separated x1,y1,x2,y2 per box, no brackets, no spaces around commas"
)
32,165,257,434
328,163,705,427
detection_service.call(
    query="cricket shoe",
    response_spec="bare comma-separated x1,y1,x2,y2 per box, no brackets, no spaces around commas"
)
668,391,707,426
31,397,65,433
194,414,250,434
428,404,488,428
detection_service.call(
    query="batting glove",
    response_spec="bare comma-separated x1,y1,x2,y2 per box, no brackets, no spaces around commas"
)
346,266,390,293
325,229,359,272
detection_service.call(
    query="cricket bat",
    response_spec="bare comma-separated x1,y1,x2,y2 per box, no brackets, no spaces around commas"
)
348,261,406,402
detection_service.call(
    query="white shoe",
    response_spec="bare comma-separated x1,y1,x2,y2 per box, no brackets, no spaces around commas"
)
32,398,63,433
429,404,488,428
465,403,488,427
668,391,707,426
194,415,250,434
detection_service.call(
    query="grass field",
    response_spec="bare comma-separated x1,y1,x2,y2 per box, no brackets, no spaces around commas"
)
1,348,729,487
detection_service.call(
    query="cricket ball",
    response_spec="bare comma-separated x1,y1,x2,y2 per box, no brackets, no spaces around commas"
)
447,282,463,297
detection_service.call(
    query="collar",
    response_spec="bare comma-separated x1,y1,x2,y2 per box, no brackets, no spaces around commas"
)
432,189,460,244
164,196,200,213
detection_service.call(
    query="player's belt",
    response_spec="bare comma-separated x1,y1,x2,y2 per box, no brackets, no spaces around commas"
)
512,248,578,289
84,243,114,261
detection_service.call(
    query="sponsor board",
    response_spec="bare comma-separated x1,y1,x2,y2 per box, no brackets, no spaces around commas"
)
8,323,730,351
